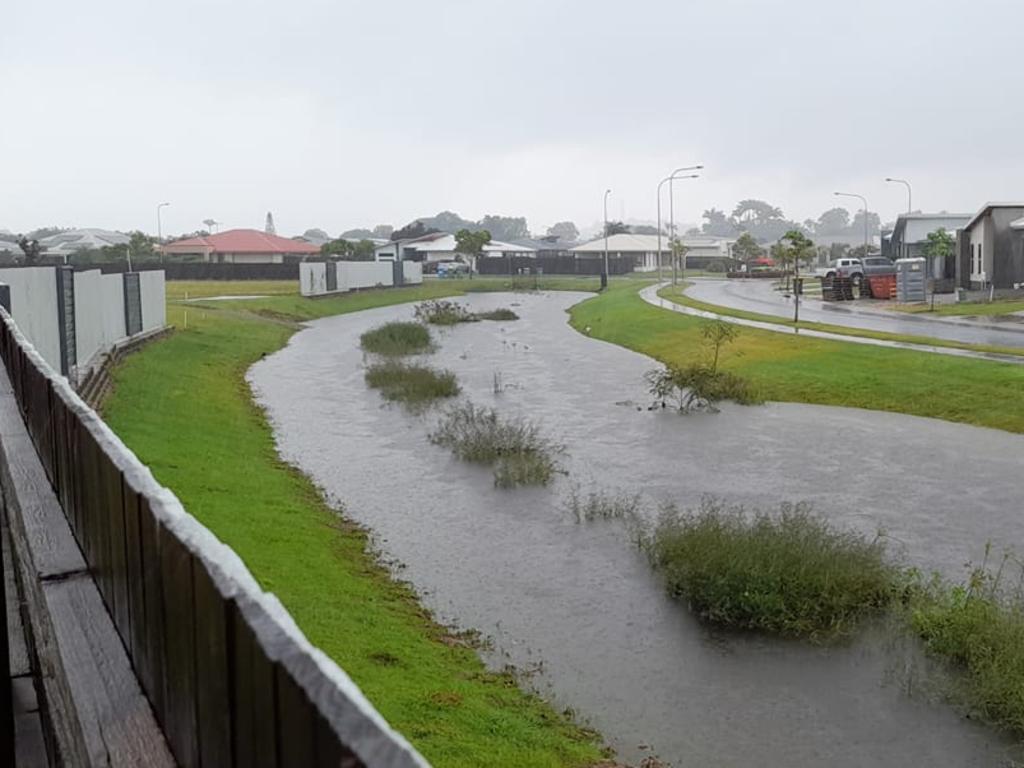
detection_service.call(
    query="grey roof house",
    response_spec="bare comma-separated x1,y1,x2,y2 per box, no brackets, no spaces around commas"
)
886,213,971,280
956,203,1024,290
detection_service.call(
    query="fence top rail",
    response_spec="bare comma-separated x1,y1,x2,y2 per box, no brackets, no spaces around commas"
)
0,307,429,767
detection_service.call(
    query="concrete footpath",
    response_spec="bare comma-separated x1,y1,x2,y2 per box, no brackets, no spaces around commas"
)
638,283,1024,366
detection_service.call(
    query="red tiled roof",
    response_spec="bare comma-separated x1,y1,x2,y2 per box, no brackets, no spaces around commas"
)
160,229,320,255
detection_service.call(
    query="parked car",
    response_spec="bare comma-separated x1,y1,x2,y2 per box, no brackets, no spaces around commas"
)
436,261,470,278
861,256,896,276
817,257,864,285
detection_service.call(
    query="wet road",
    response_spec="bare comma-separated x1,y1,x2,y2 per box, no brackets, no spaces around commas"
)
686,279,1024,349
249,292,1024,767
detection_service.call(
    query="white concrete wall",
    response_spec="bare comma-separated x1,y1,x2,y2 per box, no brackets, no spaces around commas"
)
100,274,126,347
300,262,327,296
73,270,107,367
338,262,393,292
402,261,423,285
0,267,61,371
139,270,166,332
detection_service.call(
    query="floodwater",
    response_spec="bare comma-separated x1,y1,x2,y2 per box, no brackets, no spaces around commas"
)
249,291,1024,767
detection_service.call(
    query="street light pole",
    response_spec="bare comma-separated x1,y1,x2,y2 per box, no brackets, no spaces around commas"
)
156,202,170,263
655,165,703,285
834,191,870,257
884,177,912,214
603,188,612,289
670,173,701,284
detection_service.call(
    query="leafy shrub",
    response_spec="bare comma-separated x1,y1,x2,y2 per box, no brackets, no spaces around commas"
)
429,402,561,488
365,362,459,408
360,321,433,356
640,499,899,639
909,551,1024,735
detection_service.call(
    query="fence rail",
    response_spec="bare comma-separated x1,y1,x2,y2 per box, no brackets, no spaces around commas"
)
0,308,428,767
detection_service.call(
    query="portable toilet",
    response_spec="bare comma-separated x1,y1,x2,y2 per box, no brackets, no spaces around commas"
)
895,257,927,302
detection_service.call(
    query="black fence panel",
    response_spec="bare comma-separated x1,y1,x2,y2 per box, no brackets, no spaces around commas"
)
476,255,635,275
0,308,428,767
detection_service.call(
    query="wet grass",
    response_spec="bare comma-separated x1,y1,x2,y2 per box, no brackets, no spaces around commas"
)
893,298,1024,317
908,553,1024,736
638,500,899,640
429,402,561,488
103,283,607,767
568,281,1024,433
365,361,460,408
360,321,433,356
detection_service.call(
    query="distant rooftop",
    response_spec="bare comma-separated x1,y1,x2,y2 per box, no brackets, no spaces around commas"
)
38,228,129,254
161,229,320,255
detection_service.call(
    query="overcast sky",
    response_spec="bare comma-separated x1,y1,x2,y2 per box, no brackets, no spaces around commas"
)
3,0,1022,238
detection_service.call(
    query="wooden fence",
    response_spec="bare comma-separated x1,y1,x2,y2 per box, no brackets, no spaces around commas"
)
0,308,428,767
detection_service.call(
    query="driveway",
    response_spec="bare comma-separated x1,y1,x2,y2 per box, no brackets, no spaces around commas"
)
685,278,1024,349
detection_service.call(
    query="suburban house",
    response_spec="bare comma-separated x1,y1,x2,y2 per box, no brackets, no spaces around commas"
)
159,229,320,263
570,234,736,272
38,228,130,258
885,213,971,281
374,233,535,264
955,203,1024,290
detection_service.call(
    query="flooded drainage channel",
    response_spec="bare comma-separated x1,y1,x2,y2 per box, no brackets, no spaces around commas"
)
249,291,1023,767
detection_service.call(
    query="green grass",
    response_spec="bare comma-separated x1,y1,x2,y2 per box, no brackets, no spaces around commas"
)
908,551,1024,736
360,321,433,356
660,284,1024,358
640,500,899,640
569,282,1024,433
476,308,520,322
894,298,1024,317
104,284,606,767
429,402,561,488
365,361,460,408
167,279,298,300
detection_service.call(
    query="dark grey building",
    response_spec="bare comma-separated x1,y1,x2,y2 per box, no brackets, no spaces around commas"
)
886,213,970,280
956,203,1024,289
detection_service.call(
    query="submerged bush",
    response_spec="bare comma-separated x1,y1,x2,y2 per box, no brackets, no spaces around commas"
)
415,300,519,325
360,321,433,356
640,499,898,639
476,308,519,321
429,402,561,488
415,300,477,325
909,551,1024,735
365,361,459,408
646,363,761,411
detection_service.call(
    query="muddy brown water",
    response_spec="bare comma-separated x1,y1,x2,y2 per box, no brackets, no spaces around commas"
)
249,291,1024,767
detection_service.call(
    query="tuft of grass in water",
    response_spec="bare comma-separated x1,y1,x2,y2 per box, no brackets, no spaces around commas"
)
493,452,557,488
476,308,519,321
360,321,433,356
429,402,561,488
365,361,459,409
565,486,642,524
908,550,1024,736
639,499,898,640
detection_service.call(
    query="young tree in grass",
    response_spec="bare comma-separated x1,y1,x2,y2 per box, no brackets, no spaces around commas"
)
781,229,815,320
671,236,689,281
455,228,491,274
922,227,955,264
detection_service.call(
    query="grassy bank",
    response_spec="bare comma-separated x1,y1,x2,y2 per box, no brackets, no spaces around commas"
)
659,284,1024,359
569,282,1024,433
894,298,1024,317
104,283,606,767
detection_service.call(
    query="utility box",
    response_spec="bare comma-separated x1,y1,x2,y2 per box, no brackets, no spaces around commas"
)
895,257,927,302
